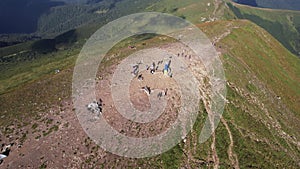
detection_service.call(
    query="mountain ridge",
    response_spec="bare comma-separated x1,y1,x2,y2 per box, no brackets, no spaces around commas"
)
233,0,300,11
0,0,299,168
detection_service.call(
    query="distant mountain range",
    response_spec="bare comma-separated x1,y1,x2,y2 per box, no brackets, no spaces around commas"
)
1,0,299,36
234,0,300,11
56,0,104,4
0,0,156,37
0,0,116,35
0,0,65,34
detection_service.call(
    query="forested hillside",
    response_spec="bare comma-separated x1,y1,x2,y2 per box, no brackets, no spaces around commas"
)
0,0,160,40
37,0,158,38
0,0,65,34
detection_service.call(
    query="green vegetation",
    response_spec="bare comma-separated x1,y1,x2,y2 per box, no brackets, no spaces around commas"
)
159,144,184,168
146,0,215,23
43,125,59,136
39,161,47,169
0,0,299,168
228,2,300,56
202,19,300,167
31,123,38,130
37,0,161,38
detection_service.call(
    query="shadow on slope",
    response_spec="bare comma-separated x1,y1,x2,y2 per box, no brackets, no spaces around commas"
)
0,0,65,34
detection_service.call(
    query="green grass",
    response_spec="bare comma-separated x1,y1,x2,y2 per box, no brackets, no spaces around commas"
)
31,123,38,130
147,0,225,23
159,144,184,168
201,19,300,168
228,2,300,56
215,122,231,168
0,7,299,167
0,41,34,58
43,125,59,136
209,20,300,114
0,52,77,94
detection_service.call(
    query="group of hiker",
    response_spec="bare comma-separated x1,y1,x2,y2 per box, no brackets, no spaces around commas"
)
87,98,103,117
177,49,192,60
132,58,173,79
86,57,175,116
131,59,172,99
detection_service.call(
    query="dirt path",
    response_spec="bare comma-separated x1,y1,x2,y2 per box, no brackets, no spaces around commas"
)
211,0,222,21
159,42,223,168
0,40,224,168
221,118,240,169
211,132,219,169
227,80,300,165
211,22,235,45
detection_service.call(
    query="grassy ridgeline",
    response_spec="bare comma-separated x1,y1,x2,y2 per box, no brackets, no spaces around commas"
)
0,19,299,168
228,2,300,56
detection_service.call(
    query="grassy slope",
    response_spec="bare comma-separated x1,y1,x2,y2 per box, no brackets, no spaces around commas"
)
0,1,299,168
228,1,300,56
146,0,215,22
0,0,226,95
0,19,299,168
201,19,300,168
36,0,161,38
0,20,102,94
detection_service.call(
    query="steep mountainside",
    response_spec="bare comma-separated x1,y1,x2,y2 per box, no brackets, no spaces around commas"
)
228,1,300,56
0,17,299,168
233,0,300,11
0,0,299,168
0,0,159,38
0,0,65,34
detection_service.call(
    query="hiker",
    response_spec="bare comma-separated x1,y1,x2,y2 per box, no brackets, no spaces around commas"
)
0,154,6,164
87,100,102,116
168,60,171,66
97,98,103,107
142,86,151,95
99,106,102,114
138,74,143,81
133,65,138,69
157,92,163,99
150,62,155,74
1,146,10,157
132,64,139,76
164,88,168,96
0,143,13,164
146,86,151,94
97,98,103,114
128,45,136,49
